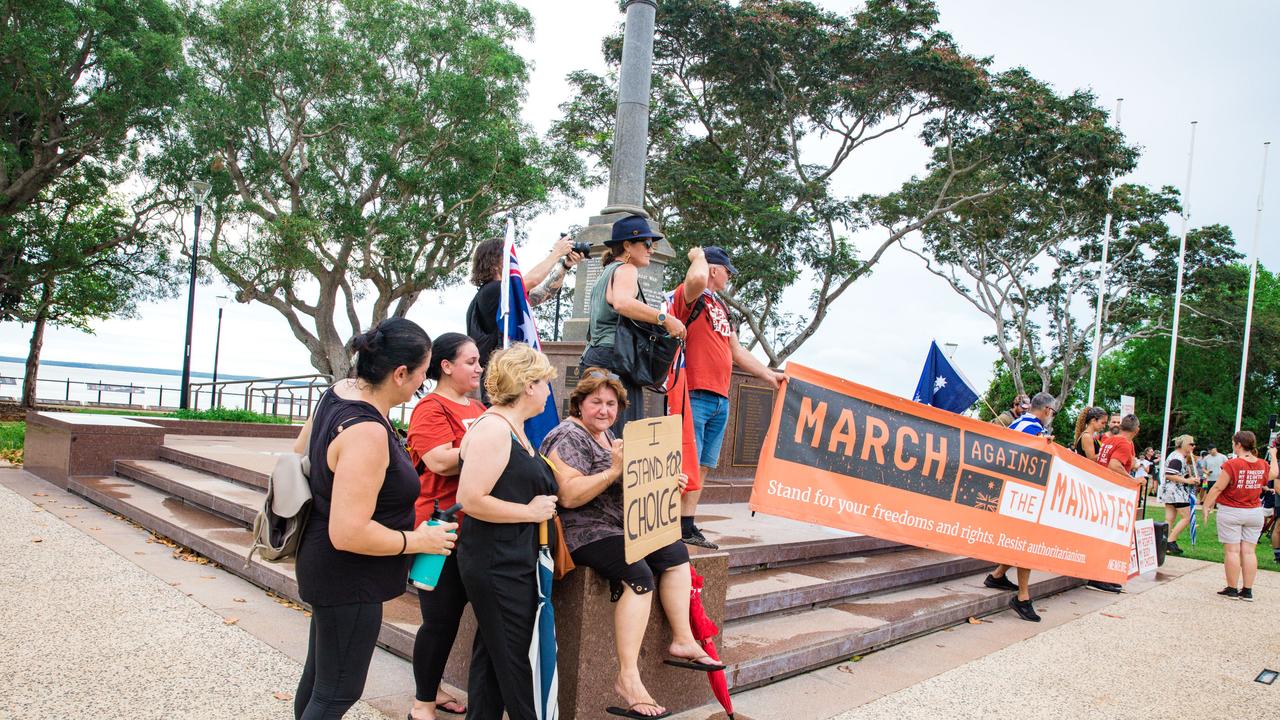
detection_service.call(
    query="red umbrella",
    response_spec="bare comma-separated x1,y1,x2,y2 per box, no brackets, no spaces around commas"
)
688,565,733,719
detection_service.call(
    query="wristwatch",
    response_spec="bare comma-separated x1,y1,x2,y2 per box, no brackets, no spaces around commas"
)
657,312,668,324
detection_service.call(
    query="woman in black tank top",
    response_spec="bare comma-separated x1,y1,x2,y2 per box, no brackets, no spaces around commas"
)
456,344,560,720
1072,406,1108,461
292,319,458,720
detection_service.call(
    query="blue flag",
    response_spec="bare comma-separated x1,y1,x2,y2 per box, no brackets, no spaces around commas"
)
499,227,560,449
912,341,978,414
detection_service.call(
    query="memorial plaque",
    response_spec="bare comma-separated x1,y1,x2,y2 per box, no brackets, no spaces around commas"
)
573,257,666,314
731,384,775,467
560,365,583,416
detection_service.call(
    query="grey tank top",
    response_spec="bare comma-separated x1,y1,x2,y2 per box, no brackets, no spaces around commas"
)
588,262,634,348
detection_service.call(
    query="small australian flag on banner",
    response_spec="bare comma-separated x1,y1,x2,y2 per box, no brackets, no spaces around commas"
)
912,341,978,414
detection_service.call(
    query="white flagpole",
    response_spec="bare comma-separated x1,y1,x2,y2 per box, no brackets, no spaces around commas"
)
500,216,515,349
1087,98,1124,408
1158,122,1198,479
1234,141,1271,434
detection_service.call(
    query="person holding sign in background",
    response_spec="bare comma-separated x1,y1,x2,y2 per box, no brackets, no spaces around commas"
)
984,391,1056,621
455,344,560,720
1201,432,1279,601
669,245,785,550
541,369,721,719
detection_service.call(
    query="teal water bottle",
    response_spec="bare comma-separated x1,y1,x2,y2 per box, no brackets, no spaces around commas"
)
409,501,462,591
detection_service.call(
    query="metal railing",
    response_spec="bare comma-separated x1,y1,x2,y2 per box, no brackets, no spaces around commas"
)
187,374,412,423
1,373,413,424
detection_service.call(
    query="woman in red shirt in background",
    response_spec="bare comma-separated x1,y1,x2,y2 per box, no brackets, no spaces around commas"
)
406,332,486,719
1202,431,1279,602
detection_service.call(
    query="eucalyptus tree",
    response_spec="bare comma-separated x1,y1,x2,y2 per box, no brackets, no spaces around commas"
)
150,0,580,378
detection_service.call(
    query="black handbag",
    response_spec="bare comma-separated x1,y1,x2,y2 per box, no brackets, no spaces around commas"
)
611,276,682,391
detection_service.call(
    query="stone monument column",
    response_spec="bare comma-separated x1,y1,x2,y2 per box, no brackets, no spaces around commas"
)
562,0,673,342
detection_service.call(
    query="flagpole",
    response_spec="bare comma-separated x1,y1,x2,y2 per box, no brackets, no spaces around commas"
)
500,216,515,350
1087,98,1124,408
1158,121,1198,479
1235,141,1271,434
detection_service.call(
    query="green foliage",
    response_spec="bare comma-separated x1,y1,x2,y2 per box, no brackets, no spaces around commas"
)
984,264,1280,453
1093,265,1280,451
172,407,295,424
0,0,186,216
555,0,991,363
2,168,176,328
148,0,581,379
0,422,24,451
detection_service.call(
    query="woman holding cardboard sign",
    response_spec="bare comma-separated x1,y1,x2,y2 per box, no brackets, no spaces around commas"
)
540,368,720,720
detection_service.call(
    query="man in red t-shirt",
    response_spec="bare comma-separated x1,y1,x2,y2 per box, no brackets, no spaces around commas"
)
1098,414,1140,478
1203,431,1279,601
670,246,785,549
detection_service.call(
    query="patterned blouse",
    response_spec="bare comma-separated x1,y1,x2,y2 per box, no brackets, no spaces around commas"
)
539,419,620,553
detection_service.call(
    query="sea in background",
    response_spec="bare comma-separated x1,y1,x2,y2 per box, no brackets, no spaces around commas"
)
0,357,323,415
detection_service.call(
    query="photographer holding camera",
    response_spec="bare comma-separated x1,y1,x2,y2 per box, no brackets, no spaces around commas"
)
466,235,584,397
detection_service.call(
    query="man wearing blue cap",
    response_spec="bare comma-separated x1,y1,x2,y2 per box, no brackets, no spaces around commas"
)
671,246,785,549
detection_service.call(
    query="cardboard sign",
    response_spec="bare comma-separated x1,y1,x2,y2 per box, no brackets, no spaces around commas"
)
750,364,1143,583
622,415,684,564
1120,395,1135,418
1134,519,1158,575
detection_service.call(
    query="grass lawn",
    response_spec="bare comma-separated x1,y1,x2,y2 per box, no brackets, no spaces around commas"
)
0,421,24,464
0,421,23,450
1143,502,1278,571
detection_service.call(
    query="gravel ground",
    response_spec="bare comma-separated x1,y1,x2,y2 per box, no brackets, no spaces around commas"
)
0,482,386,720
833,561,1280,720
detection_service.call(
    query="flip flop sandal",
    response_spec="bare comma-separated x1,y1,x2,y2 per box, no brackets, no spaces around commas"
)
663,657,726,672
435,698,467,715
606,702,672,719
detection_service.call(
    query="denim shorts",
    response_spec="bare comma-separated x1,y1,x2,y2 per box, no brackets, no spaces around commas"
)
689,390,730,468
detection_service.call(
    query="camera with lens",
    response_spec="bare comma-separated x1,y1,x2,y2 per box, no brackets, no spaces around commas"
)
571,241,591,255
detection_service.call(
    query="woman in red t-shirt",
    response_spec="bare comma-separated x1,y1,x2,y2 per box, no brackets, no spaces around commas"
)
1202,431,1279,602
406,332,486,719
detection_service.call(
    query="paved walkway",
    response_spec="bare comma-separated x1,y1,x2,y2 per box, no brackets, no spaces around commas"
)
831,561,1278,720
0,475,386,720
5,464,1275,720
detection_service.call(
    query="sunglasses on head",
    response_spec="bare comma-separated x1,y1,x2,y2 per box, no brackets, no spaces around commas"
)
587,370,620,381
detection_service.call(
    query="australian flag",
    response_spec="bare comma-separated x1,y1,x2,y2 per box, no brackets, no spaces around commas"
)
912,341,978,414
499,228,560,448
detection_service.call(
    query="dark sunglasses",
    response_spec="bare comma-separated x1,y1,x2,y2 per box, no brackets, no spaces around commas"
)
629,238,655,250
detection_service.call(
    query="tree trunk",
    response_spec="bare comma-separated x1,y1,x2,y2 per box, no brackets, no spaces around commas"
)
21,281,53,408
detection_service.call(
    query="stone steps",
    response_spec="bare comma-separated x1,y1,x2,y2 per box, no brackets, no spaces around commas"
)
68,473,421,660
77,442,1085,700
720,571,1083,691
724,548,992,621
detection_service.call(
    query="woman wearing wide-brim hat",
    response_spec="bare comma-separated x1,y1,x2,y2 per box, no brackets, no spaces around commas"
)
581,214,686,436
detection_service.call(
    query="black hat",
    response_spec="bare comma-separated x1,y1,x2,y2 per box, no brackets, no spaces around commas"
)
703,246,738,275
607,215,664,246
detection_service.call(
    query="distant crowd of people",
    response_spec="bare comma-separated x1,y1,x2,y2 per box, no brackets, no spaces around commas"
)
986,391,1279,621
288,215,778,720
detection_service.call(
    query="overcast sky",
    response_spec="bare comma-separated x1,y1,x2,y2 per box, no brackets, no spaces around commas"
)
2,0,1277,402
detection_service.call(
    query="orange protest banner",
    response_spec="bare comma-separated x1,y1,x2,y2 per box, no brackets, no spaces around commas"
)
749,364,1142,583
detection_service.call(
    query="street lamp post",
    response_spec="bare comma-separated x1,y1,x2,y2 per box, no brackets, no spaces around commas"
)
211,295,229,406
179,180,211,410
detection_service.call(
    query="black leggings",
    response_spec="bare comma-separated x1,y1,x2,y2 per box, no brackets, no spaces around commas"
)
295,601,383,720
413,553,469,702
